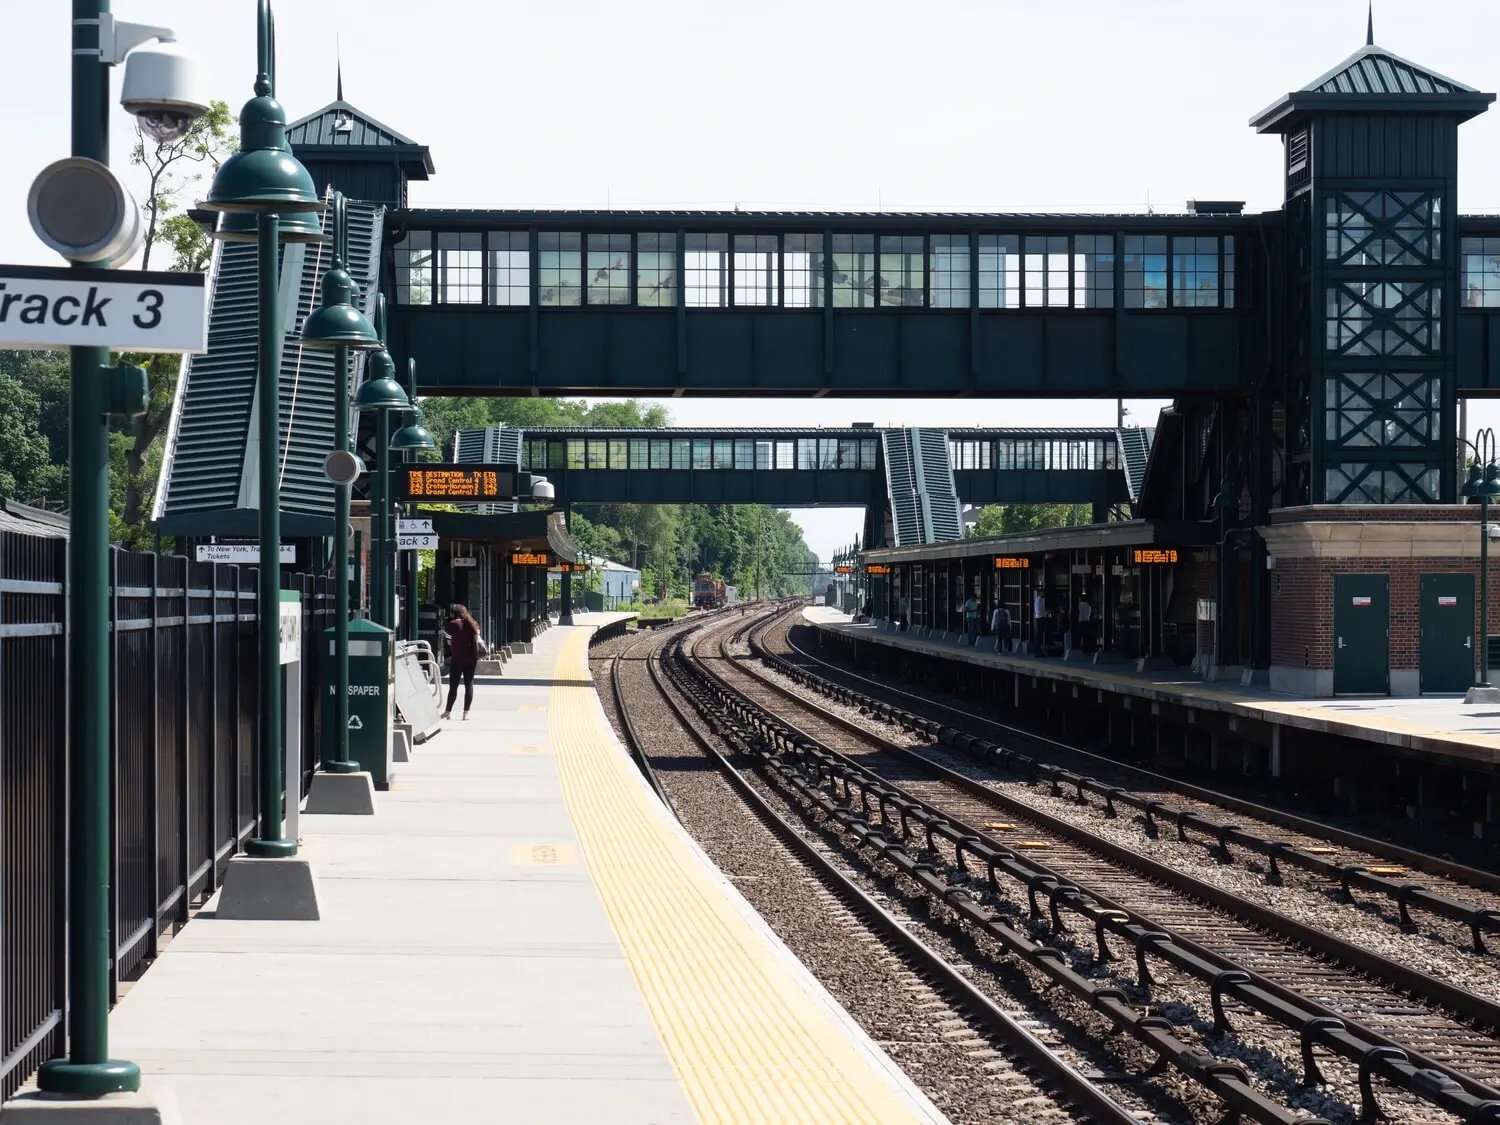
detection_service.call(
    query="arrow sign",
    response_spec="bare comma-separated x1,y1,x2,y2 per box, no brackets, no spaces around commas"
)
398,533,438,551
0,264,207,352
397,518,433,534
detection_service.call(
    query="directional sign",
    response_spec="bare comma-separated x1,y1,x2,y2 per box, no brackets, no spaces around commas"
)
398,533,438,551
195,542,295,564
0,264,207,352
397,518,434,534
452,556,478,569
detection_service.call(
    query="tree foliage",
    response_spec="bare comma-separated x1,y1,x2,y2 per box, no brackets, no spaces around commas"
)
967,503,1092,538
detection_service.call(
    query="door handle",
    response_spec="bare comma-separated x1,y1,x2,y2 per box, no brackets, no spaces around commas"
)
1467,636,1474,649
1337,637,1345,649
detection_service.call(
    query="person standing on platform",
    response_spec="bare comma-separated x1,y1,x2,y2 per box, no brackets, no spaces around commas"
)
991,601,1012,652
443,603,482,721
963,592,980,645
1032,589,1047,654
1076,592,1094,652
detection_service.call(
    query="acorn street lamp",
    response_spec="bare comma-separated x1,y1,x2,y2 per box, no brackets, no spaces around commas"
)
390,403,437,639
1462,428,1500,703
299,192,380,772
353,350,411,631
201,0,323,860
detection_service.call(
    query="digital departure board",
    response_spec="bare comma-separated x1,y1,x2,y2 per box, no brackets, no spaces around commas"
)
993,556,1031,569
552,562,590,574
834,564,855,575
397,463,515,502
510,551,552,567
1133,548,1179,565
865,564,892,575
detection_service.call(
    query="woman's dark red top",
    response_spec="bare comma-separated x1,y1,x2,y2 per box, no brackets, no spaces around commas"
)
445,617,478,667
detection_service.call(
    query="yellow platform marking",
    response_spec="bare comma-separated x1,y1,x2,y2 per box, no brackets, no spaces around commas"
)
511,744,549,755
549,629,927,1125
509,842,577,867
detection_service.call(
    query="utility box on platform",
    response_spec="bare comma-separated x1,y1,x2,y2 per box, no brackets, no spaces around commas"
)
324,619,395,789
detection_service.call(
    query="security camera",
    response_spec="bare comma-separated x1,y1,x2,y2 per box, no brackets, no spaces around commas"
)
1488,522,1500,542
531,478,556,502
120,37,209,142
99,15,209,143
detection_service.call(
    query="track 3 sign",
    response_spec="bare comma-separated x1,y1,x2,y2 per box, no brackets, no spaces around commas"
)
0,264,207,352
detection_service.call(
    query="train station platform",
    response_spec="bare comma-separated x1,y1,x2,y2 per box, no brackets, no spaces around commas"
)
805,606,1500,773
96,618,944,1124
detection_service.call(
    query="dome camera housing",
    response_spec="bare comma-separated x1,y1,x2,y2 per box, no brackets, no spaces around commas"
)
120,38,209,143
531,479,556,502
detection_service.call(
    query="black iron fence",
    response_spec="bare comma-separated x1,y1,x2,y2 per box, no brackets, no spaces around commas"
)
1,533,334,1098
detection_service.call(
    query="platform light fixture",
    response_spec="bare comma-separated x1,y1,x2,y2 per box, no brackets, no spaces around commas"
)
354,348,411,632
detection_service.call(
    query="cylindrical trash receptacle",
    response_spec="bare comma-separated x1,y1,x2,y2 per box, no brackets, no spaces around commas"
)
324,618,395,790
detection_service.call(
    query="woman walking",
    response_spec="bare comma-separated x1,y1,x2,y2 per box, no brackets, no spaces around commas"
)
443,603,482,720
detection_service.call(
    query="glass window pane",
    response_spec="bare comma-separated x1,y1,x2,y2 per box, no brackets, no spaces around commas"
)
586,233,631,305
487,230,529,306
1171,235,1219,307
977,235,1019,308
1022,235,1069,308
539,232,582,306
755,441,773,470
692,439,711,470
879,235,924,307
567,440,585,469
586,440,607,469
650,440,670,469
861,439,877,470
712,440,732,469
734,439,755,468
831,234,876,307
797,438,817,468
1073,234,1114,309
776,441,794,469
395,230,433,306
783,234,826,308
1122,234,1167,309
608,439,628,468
548,440,565,469
629,440,648,469
672,439,690,469
636,233,677,308
685,234,728,307
929,234,970,308
733,234,779,307
1462,237,1500,308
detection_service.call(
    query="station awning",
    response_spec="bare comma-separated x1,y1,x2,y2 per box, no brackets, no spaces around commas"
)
863,519,1214,564
426,509,578,562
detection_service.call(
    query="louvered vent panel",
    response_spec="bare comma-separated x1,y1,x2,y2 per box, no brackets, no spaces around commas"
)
911,429,963,543
453,426,521,514
881,431,923,547
1116,427,1155,503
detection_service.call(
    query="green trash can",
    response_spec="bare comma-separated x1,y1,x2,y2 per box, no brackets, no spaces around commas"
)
324,618,395,790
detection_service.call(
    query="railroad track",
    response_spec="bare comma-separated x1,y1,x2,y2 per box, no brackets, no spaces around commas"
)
601,607,1139,1125
662,603,1500,1124
769,613,1500,957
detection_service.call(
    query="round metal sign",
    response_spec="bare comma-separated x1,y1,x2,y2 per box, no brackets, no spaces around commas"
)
323,449,364,485
27,158,143,268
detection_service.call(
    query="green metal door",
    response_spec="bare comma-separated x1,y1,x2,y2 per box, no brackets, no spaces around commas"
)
1420,573,1475,693
1333,574,1388,695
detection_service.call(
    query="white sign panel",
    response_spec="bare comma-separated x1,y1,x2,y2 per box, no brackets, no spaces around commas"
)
397,533,438,551
278,596,301,665
452,556,478,569
0,264,207,352
195,543,296,564
397,518,434,534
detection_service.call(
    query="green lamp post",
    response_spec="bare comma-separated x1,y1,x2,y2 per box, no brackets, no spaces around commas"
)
390,405,437,639
354,353,410,631
1462,428,1500,701
200,0,323,859
300,192,381,771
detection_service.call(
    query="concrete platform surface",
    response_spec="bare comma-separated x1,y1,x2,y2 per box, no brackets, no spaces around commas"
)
805,605,1500,768
99,619,945,1125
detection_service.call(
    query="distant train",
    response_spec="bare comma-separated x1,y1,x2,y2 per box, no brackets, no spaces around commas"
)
693,573,727,610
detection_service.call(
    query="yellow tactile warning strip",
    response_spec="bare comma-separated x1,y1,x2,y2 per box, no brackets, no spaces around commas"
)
547,629,929,1125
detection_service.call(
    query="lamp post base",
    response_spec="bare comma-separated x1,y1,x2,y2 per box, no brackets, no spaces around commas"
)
303,770,377,815
4,1080,179,1124
243,837,299,858
214,855,320,921
32,1061,140,1098
1464,684,1500,704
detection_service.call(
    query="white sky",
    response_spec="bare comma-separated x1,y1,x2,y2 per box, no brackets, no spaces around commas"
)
4,0,1500,563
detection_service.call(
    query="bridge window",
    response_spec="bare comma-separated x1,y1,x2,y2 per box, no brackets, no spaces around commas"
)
819,438,839,469
1074,235,1114,309
629,440,649,469
566,440,585,469
394,231,433,305
832,235,876,307
1462,238,1500,308
776,441,794,469
929,235,970,308
797,438,817,468
524,439,545,469
1023,236,1070,307
756,441,773,470
950,439,991,470
734,235,779,306
608,439,627,467
587,234,631,306
672,439,690,469
783,234,825,308
686,234,729,307
861,439,877,470
548,440,565,469
838,438,861,468
434,233,482,304
1171,236,1220,307
488,231,530,305
977,235,1020,308
713,440,733,469
637,233,677,307
539,233,582,306
734,439,754,469
587,440,607,469
879,236,925,307
693,440,711,469
650,440,670,469
1123,235,1167,308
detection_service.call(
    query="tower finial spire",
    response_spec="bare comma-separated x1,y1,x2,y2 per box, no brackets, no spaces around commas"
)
336,34,343,100
1366,1,1375,45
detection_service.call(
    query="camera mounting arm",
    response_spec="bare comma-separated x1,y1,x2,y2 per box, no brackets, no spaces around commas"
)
76,13,180,65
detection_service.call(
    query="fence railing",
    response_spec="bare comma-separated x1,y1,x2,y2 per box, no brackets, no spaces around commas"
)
1,533,333,1098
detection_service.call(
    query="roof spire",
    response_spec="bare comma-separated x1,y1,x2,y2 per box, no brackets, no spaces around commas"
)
1366,1,1374,46
336,34,343,100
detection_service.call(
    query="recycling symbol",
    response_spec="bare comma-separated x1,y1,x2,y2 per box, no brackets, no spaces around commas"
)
347,714,364,731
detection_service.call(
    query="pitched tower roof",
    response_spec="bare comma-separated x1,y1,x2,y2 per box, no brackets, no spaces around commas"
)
286,98,434,178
